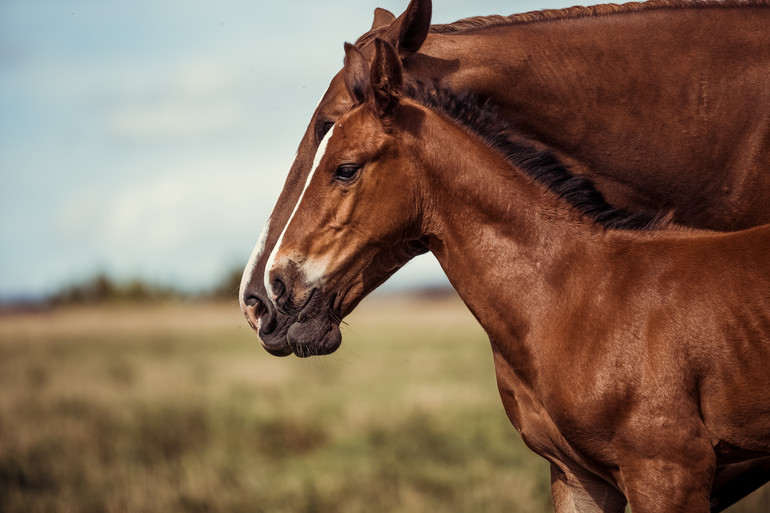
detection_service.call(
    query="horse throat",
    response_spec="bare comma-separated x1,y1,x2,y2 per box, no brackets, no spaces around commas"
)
411,115,612,378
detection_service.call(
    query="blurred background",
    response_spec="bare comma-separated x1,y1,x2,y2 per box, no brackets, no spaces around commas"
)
1,1,768,512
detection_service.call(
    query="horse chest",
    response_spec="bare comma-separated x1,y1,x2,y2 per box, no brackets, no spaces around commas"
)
493,348,621,470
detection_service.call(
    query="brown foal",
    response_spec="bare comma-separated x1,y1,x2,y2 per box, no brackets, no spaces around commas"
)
262,39,770,512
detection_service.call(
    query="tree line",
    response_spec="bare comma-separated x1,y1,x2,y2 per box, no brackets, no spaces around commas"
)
48,268,243,306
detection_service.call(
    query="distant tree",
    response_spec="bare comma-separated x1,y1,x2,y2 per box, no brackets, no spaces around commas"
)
46,266,249,306
49,274,180,305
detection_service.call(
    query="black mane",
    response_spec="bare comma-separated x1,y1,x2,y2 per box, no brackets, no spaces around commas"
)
404,83,668,231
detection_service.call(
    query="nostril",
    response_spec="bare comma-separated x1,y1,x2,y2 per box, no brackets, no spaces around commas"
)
259,310,277,337
244,294,266,316
271,277,286,301
241,291,272,336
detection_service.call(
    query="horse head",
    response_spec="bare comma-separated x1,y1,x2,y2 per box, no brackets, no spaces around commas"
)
255,39,426,357
239,0,432,356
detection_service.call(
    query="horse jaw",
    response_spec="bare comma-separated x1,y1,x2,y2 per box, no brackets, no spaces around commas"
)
287,319,342,357
277,292,342,358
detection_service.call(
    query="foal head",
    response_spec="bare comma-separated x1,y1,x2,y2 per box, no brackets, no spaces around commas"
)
263,40,428,357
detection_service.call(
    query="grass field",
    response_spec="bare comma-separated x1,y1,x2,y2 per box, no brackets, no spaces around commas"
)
0,293,768,512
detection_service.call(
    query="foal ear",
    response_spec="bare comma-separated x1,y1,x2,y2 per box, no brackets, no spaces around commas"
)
371,8,396,30
370,38,404,116
343,42,371,105
382,0,432,58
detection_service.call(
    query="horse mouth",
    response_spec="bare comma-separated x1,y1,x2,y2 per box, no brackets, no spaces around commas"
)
287,319,342,357
256,291,342,358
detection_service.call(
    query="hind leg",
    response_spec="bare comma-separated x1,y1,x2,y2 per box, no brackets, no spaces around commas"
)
550,464,627,513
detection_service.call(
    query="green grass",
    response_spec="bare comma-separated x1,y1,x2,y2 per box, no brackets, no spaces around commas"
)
0,294,767,512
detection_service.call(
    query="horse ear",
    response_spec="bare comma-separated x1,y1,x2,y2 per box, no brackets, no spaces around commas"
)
399,0,431,57
343,42,371,105
371,8,396,30
382,0,432,58
370,39,404,116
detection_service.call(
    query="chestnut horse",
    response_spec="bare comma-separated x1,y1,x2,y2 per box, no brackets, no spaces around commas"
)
262,39,770,512
240,0,770,509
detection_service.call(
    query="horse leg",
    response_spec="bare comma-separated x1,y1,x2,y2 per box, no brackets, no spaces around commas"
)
549,463,627,513
710,457,770,512
620,439,716,513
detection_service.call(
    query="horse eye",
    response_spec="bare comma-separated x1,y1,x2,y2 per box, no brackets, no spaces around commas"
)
316,120,335,142
334,164,361,183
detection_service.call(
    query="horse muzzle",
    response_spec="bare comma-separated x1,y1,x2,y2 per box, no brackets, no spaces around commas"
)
241,293,293,356
242,278,342,358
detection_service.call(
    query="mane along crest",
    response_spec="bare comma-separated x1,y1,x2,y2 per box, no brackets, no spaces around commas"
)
405,83,668,231
356,1,770,49
430,0,770,34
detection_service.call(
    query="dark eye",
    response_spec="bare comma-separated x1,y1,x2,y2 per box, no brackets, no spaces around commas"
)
315,119,335,143
334,164,361,183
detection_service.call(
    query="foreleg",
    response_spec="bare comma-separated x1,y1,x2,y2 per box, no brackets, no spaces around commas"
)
550,463,627,513
620,438,716,513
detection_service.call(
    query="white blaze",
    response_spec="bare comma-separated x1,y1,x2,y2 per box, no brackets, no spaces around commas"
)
238,219,271,314
239,85,334,319
264,124,336,304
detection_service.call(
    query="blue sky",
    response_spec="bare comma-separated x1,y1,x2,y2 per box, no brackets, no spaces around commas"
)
0,0,588,299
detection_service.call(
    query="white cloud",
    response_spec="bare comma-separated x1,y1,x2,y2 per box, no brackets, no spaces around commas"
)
98,158,280,248
42,147,292,291
100,56,253,140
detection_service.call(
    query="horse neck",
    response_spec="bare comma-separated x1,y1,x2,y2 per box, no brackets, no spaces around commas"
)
409,6,770,229
408,111,605,343
417,6,769,127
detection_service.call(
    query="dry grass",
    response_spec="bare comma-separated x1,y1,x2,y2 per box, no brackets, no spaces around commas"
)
0,294,767,512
